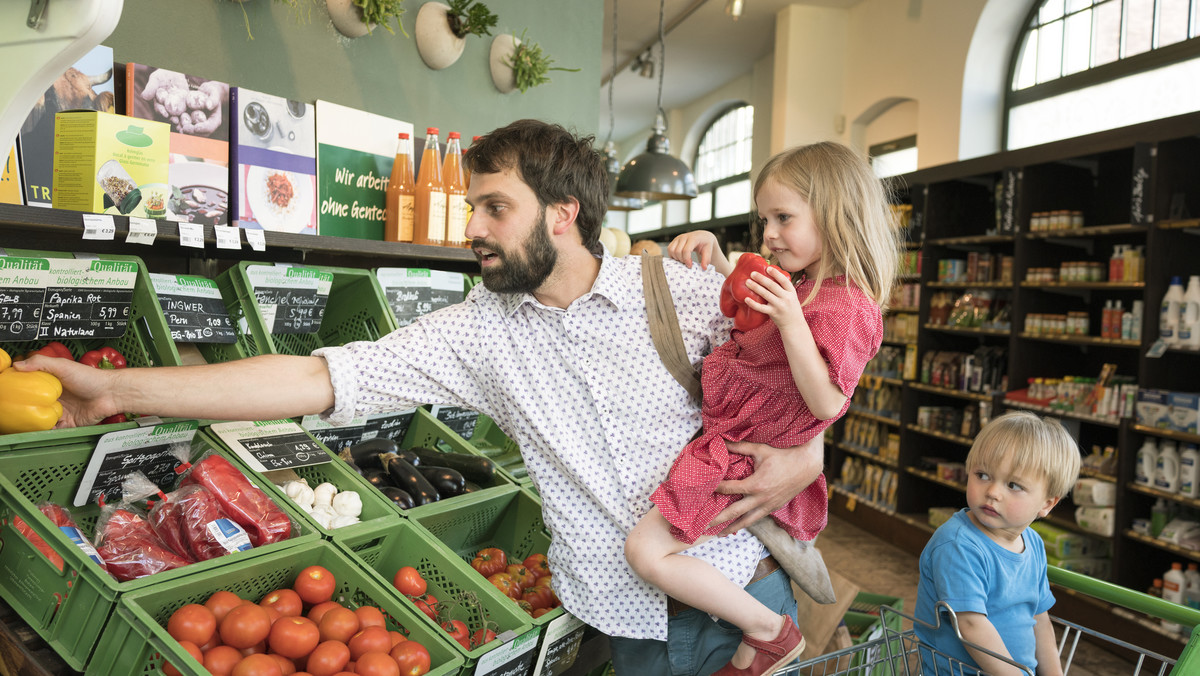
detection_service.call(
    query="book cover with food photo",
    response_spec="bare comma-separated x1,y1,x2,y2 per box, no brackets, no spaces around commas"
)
125,64,230,225
315,100,412,240
229,87,317,235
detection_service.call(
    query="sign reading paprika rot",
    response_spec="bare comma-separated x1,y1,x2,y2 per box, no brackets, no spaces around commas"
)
0,257,136,341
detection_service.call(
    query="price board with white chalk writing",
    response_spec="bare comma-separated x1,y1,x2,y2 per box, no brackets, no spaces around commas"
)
245,265,332,335
211,420,333,472
150,273,237,343
0,257,136,341
74,421,199,506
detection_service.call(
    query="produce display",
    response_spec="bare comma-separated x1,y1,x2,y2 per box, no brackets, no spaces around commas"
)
470,548,560,619
341,438,498,509
278,479,364,530
389,565,499,652
160,565,435,676
0,347,64,434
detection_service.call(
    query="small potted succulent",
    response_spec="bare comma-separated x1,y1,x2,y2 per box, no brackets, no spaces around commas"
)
492,29,579,94
415,0,498,70
328,0,407,38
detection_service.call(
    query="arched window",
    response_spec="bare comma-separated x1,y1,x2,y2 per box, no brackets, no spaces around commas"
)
688,103,754,228
1005,0,1200,150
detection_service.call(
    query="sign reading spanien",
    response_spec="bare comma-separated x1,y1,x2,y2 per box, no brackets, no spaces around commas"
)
0,256,136,341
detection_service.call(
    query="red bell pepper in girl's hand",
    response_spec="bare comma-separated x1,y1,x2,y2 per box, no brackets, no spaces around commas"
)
79,346,127,369
720,253,787,332
28,341,74,361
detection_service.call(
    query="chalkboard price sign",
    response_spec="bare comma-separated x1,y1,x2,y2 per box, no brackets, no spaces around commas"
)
211,420,333,473
151,273,237,343
367,409,417,442
301,414,371,454
377,269,464,327
0,286,44,341
430,405,479,440
245,265,332,335
531,613,587,676
73,421,200,507
0,257,137,341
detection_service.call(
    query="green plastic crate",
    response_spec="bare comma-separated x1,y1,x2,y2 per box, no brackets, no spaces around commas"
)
459,414,529,482
88,539,464,676
411,486,565,632
198,261,397,363
0,426,317,670
333,517,537,671
0,248,181,368
396,407,516,518
202,427,401,542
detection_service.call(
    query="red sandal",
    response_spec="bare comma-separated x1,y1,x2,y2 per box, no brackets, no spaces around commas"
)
712,615,806,676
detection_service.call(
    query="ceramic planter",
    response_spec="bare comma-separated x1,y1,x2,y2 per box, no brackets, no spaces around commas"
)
489,33,520,93
415,2,466,70
327,0,375,38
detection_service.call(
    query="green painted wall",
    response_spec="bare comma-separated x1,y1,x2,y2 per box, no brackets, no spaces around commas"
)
106,0,602,139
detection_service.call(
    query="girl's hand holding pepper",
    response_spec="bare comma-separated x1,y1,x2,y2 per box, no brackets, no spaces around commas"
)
743,267,807,333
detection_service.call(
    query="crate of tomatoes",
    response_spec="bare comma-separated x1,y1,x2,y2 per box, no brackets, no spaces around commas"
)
0,423,318,670
334,515,537,673
90,538,464,676
197,261,397,364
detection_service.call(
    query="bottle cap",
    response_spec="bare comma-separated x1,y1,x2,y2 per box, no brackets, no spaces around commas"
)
1174,563,1184,570
448,131,461,139
399,132,409,139
1173,276,1183,284
427,127,439,135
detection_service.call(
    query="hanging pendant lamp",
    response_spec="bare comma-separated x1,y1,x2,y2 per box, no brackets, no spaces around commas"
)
614,0,697,201
603,0,642,211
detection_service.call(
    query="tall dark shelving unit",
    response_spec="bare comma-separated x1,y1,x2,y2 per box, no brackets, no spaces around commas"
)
827,111,1200,657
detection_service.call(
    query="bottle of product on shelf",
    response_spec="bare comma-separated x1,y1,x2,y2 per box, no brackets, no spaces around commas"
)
1109,246,1123,282
1181,275,1200,349
413,127,446,246
442,132,469,248
1186,563,1200,609
1148,578,1164,599
1163,563,1186,633
1137,438,1159,486
383,132,416,243
1101,300,1114,338
1151,498,1170,537
1121,305,1134,341
1161,276,1185,345
1131,299,1145,341
1156,440,1181,494
1181,444,1200,499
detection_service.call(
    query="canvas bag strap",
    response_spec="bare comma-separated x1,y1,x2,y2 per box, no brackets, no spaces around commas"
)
641,253,703,403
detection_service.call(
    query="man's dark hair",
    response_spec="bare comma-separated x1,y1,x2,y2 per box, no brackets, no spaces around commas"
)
467,119,608,255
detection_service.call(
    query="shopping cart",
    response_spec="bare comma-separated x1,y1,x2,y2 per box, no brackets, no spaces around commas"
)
776,566,1200,676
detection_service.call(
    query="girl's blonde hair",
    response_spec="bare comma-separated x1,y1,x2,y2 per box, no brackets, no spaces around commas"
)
754,142,901,308
965,411,1082,499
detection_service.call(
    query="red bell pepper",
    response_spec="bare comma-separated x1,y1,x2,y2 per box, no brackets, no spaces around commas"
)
27,341,74,361
720,253,787,332
79,346,127,370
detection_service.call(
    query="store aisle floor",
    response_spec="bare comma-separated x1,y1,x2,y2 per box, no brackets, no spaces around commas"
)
814,514,1140,676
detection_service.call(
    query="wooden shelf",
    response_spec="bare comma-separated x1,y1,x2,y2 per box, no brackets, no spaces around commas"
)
836,443,899,468
860,374,904,387
830,484,900,515
1127,482,1200,510
1158,218,1200,231
897,272,921,281
922,324,1011,337
927,234,1015,246
847,407,902,427
1001,396,1122,428
926,281,1013,289
907,382,994,402
1016,332,1141,349
888,306,919,313
1166,346,1200,356
1079,466,1118,483
906,467,967,492
1123,529,1200,563
1131,424,1200,446
1024,223,1148,238
881,339,916,347
1019,281,1145,290
1042,513,1107,538
906,424,975,447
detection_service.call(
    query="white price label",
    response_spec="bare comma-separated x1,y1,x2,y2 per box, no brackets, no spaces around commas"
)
126,217,157,245
244,227,266,252
214,225,241,250
178,222,205,249
81,214,116,240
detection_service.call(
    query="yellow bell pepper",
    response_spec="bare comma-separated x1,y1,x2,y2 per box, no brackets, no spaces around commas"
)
0,348,64,435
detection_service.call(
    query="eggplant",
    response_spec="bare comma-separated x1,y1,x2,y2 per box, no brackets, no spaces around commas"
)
462,481,482,494
396,448,422,468
418,465,467,498
363,468,391,489
378,486,416,510
408,447,498,486
384,456,439,505
342,460,365,477
345,438,399,469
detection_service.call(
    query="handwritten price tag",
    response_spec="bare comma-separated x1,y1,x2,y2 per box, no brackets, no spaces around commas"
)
178,222,205,249
214,225,241,250
244,228,266,252
126,217,157,246
82,214,116,241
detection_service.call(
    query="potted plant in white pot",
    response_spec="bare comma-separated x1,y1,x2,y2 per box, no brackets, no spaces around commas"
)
415,0,497,70
492,29,579,94
327,0,407,38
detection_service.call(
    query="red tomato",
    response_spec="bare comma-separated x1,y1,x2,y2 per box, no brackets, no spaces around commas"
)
240,641,268,656
532,607,552,618
200,629,224,652
206,590,247,623
523,553,551,577
487,573,522,600
306,640,351,676
516,600,535,616
392,566,427,597
505,565,536,591
221,604,274,649
232,653,283,676
534,575,553,589
412,595,438,621
204,645,243,676
471,547,507,577
270,615,321,659
319,607,360,643
354,605,386,631
470,628,497,649
294,565,337,605
261,588,304,617
354,652,400,676
388,630,407,647
270,653,298,675
441,619,468,643
348,625,393,660
521,585,555,611
161,640,202,676
308,601,343,624
168,603,218,646
263,606,283,625
390,640,431,676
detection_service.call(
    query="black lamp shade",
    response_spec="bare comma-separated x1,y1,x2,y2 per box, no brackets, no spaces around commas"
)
615,130,698,201
605,146,644,211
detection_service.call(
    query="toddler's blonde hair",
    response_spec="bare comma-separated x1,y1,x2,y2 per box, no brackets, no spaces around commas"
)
965,411,1082,499
753,142,901,308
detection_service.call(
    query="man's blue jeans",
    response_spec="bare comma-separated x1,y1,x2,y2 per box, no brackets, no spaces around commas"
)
607,568,799,676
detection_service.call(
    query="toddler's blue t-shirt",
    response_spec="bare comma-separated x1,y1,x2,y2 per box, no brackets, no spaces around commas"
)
914,509,1055,674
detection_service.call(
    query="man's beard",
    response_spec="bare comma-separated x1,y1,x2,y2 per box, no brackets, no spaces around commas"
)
475,208,558,294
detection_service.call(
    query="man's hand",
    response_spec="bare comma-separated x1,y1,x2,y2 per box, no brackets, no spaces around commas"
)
709,434,824,535
14,355,121,428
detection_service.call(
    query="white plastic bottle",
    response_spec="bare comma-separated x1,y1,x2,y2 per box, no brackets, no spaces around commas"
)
1137,438,1159,486
1156,440,1181,494
1162,276,1185,345
1181,444,1200,499
1183,275,1200,349
1131,300,1145,341
1186,563,1200,610
1164,563,1186,633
